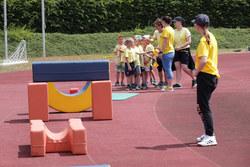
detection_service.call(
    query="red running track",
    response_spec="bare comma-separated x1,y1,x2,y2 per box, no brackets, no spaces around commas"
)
0,53,249,167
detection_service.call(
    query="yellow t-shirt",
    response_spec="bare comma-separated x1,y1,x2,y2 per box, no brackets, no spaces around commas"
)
159,26,174,54
195,32,220,78
124,47,136,63
114,44,126,63
134,45,143,66
144,44,154,67
153,30,162,47
174,28,191,49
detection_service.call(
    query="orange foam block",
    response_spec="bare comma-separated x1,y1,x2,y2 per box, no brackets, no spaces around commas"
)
70,88,80,94
91,80,113,120
28,82,49,121
30,119,87,156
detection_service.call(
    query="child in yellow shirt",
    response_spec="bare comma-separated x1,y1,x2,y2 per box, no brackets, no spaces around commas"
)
124,37,136,91
142,35,155,89
133,35,143,90
114,35,126,86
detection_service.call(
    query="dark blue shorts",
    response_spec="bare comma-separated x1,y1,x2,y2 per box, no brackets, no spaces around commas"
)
125,62,135,77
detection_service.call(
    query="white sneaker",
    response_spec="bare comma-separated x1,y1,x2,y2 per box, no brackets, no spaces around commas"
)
197,133,215,142
197,134,205,142
197,135,217,146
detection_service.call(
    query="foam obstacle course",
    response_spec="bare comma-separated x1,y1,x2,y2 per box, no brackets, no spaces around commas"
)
28,60,113,156
28,60,113,121
30,119,87,156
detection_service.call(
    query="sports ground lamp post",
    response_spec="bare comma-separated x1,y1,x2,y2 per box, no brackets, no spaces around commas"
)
42,0,46,57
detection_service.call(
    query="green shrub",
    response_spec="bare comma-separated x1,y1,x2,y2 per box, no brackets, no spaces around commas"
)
0,26,249,58
0,0,249,34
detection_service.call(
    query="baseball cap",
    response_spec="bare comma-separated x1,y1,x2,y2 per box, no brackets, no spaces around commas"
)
173,16,184,22
142,35,151,39
135,35,143,40
192,14,210,27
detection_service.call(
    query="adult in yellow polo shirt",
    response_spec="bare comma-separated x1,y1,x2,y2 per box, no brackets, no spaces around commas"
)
192,14,220,147
158,16,175,92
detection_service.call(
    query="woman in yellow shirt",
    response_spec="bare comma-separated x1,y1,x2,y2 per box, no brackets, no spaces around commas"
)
173,16,196,89
158,16,175,92
192,14,220,147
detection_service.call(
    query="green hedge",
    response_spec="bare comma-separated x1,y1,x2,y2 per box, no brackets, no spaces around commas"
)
0,27,249,58
0,0,249,34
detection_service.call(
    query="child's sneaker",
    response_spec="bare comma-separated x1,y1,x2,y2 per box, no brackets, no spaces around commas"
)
161,86,174,92
150,78,153,84
136,85,140,90
141,83,146,90
192,79,197,88
132,83,136,91
115,81,119,86
197,135,217,146
156,81,164,88
126,85,131,91
153,80,157,85
121,81,125,86
173,83,182,89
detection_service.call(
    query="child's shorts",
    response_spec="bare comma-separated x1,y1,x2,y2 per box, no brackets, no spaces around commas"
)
141,67,145,72
135,65,141,75
125,62,135,77
145,66,150,72
115,62,125,72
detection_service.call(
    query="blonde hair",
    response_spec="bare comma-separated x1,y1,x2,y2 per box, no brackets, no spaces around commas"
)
203,23,210,45
125,37,134,45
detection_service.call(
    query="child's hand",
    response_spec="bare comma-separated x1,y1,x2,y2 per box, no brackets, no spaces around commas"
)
119,49,124,53
158,53,162,60
175,46,182,51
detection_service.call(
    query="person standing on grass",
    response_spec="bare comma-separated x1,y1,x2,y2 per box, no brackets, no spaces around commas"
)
158,16,175,92
173,16,197,89
192,14,220,146
114,35,126,86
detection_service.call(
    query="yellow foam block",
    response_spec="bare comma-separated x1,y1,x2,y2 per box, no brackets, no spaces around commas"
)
48,82,92,112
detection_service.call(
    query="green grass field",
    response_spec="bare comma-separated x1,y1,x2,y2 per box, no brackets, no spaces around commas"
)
0,26,249,73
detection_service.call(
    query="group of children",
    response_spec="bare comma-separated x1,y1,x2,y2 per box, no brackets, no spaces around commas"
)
114,34,161,91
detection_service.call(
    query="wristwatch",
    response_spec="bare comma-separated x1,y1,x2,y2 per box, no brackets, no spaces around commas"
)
159,51,163,54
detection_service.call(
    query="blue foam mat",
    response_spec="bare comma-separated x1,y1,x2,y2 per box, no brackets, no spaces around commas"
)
72,165,110,167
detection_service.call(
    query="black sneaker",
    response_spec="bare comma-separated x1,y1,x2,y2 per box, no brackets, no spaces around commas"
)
126,85,131,91
132,83,136,91
173,83,182,89
192,79,197,88
115,81,119,86
141,83,146,90
156,81,163,88
121,81,125,86
150,78,153,84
